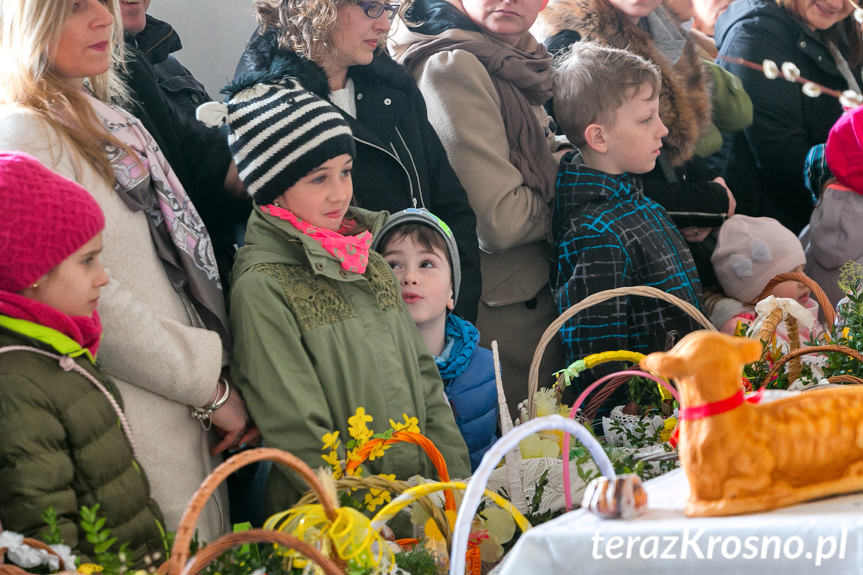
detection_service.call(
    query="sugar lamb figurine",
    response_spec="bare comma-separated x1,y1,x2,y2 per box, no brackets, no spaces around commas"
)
641,331,863,517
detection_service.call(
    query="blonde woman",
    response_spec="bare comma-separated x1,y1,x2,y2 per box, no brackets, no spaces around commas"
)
0,0,257,541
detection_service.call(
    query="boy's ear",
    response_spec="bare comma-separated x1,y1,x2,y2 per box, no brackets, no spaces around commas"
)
583,123,608,153
447,289,455,311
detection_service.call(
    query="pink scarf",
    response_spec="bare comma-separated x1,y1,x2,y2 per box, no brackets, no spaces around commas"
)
0,291,102,356
261,204,372,274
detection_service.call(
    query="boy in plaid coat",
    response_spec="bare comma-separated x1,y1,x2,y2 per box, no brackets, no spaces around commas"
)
550,43,703,398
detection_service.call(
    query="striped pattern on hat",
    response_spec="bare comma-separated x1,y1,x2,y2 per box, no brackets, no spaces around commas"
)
224,77,355,205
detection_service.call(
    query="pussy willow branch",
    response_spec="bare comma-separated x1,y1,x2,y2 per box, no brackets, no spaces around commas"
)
717,54,844,99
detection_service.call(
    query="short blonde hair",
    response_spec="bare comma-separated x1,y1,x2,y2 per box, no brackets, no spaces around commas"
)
254,0,414,62
0,0,129,183
553,42,661,146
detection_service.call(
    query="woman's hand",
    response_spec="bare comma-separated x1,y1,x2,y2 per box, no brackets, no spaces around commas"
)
209,381,261,455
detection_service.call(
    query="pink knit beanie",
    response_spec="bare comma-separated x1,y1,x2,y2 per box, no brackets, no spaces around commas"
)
0,152,105,293
826,107,863,194
711,215,805,304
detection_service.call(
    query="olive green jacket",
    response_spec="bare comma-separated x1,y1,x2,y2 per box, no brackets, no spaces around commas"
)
230,207,470,513
0,317,165,566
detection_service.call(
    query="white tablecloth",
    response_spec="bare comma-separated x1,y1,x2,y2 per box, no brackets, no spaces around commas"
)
498,469,863,574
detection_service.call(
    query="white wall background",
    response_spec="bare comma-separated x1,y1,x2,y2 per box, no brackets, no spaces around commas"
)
147,0,258,98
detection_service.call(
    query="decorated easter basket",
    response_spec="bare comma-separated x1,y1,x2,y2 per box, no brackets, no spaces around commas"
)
525,285,715,419
761,344,863,387
368,481,531,575
448,415,619,575
296,429,456,543
485,287,712,514
156,448,345,575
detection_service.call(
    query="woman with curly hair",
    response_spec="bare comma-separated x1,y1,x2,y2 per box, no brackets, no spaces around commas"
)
714,0,862,233
0,0,257,541
233,0,482,322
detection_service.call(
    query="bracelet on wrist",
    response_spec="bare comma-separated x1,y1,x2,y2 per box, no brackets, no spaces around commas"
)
190,377,231,431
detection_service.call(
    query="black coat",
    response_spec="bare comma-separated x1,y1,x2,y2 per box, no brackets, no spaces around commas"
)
715,0,860,233
235,30,481,322
132,15,213,121
120,42,251,287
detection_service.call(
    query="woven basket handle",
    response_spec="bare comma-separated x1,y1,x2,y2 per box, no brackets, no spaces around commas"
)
491,341,529,514
180,529,344,575
756,272,835,326
527,286,714,418
562,369,679,511
449,416,612,575
159,448,338,575
761,344,863,387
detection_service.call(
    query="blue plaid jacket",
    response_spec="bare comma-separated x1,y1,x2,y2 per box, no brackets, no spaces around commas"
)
551,152,703,370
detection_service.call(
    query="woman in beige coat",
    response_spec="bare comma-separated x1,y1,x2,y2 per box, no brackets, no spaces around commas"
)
388,0,566,410
0,0,256,541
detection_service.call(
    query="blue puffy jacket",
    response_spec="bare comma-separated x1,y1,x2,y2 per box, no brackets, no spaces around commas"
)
436,315,499,470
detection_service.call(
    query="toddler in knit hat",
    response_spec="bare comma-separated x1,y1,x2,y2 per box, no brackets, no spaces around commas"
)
0,153,165,566
710,215,822,346
804,106,863,305
216,65,470,512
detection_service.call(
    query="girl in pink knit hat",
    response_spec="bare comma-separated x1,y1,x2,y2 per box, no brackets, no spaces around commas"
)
0,0,256,538
805,106,863,306
0,152,165,568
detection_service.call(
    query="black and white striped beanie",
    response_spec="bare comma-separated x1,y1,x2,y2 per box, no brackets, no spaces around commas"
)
197,71,355,206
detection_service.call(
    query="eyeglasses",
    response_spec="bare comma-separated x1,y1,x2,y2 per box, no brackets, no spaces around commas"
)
354,0,400,20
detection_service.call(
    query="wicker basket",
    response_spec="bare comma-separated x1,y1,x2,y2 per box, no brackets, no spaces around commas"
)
369,480,530,568
0,536,69,575
157,447,344,575
448,415,615,575
755,272,835,325
761,344,863,387
526,285,714,419
296,474,451,544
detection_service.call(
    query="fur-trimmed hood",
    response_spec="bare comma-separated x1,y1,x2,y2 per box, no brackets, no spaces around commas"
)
536,0,712,166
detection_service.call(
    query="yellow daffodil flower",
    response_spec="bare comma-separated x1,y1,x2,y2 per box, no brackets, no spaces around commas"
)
321,430,340,451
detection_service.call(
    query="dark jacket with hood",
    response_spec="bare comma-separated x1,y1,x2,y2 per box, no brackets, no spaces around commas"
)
234,30,482,322
131,15,213,120
714,0,861,234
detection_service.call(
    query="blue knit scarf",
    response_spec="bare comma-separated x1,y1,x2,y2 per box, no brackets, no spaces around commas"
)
434,314,479,381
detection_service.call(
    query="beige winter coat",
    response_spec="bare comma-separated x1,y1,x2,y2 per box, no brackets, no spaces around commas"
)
0,107,229,541
389,23,558,307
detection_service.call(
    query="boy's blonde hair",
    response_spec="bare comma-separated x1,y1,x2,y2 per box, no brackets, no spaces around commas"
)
553,42,661,146
0,0,129,184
